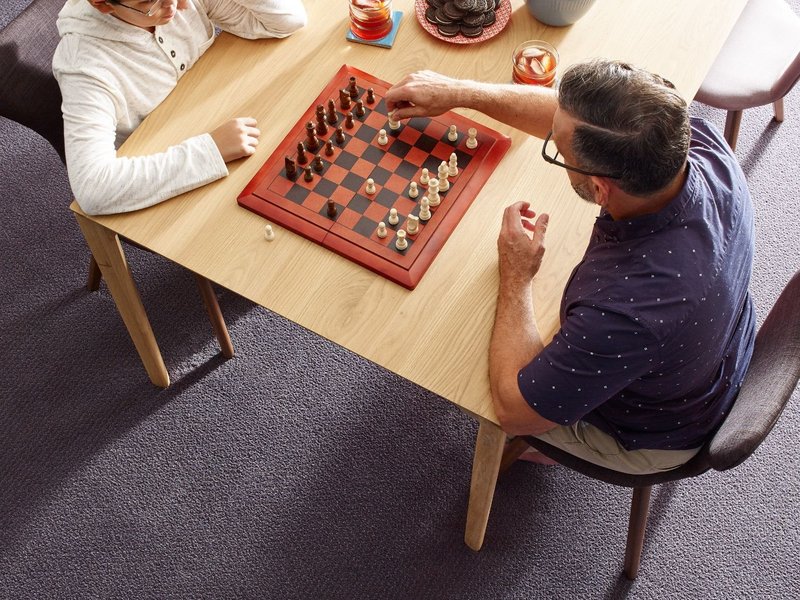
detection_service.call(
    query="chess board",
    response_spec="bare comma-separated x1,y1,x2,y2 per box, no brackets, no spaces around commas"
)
238,64,511,289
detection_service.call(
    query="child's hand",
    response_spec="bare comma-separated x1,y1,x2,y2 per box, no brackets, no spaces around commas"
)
210,117,261,162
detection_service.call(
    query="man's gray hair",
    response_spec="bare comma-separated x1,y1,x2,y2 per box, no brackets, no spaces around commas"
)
558,59,690,197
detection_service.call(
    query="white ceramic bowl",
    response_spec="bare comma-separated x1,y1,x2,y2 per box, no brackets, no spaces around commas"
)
526,0,598,27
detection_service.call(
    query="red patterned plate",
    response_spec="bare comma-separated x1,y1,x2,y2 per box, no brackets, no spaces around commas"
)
414,0,512,45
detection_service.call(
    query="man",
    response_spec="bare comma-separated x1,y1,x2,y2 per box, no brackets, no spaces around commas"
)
385,60,755,474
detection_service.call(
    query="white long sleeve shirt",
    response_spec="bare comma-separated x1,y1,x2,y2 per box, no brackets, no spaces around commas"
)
53,0,307,215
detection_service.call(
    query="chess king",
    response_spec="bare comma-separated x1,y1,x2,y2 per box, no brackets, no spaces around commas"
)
385,61,755,474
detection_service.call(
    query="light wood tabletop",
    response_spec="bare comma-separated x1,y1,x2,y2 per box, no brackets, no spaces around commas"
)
72,0,747,550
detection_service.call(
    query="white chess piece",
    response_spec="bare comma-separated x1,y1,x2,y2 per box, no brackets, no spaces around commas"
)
388,111,401,130
438,161,450,192
466,127,478,149
376,221,388,238
365,178,376,194
408,182,419,199
420,168,430,185
448,153,459,177
377,128,389,145
406,214,420,235
447,124,458,142
427,178,440,207
264,224,275,241
419,197,431,221
395,229,408,250
388,207,399,225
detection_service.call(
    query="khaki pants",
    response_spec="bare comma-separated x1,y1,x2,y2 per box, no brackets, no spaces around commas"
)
533,421,701,475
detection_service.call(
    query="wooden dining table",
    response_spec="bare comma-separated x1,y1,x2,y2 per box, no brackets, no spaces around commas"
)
72,0,747,550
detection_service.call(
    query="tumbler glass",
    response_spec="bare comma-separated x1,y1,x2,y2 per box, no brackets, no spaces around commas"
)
512,40,559,86
349,0,393,41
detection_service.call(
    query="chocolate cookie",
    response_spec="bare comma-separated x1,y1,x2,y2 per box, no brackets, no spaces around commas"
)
425,6,438,24
483,9,496,25
461,11,485,26
454,0,478,11
442,1,467,20
426,0,445,8
437,22,461,36
460,24,484,37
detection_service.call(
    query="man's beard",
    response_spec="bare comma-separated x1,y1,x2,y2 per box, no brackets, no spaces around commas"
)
572,179,596,204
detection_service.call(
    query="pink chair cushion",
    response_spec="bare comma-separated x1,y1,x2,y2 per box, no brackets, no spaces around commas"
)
696,0,800,111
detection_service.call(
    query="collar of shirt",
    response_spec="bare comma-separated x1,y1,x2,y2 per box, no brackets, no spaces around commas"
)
593,158,699,244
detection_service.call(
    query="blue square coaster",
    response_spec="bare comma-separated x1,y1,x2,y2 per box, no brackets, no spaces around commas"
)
346,10,403,49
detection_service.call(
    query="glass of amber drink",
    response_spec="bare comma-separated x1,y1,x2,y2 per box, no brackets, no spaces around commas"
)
349,0,393,40
512,40,559,87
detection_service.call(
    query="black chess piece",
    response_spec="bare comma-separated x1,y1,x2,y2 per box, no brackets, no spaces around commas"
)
303,166,313,182
325,140,334,156
284,156,297,179
296,142,308,165
305,121,320,152
327,199,337,218
339,89,351,110
345,112,355,129
348,76,359,99
334,126,345,145
366,87,375,104
354,99,365,118
316,113,328,136
313,155,324,172
326,99,338,125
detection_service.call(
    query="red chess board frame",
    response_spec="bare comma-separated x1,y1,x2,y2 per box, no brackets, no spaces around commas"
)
238,64,511,289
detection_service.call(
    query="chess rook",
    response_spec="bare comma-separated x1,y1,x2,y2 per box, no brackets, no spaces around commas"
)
284,156,297,180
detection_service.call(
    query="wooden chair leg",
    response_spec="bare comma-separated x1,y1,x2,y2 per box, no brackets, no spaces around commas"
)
773,97,785,122
624,485,652,580
194,274,234,359
499,436,530,476
724,110,743,152
86,255,102,291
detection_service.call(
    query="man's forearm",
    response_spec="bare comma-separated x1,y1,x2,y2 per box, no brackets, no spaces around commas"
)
460,82,558,140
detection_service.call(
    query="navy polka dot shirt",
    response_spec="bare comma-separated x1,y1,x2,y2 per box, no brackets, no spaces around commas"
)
518,118,756,451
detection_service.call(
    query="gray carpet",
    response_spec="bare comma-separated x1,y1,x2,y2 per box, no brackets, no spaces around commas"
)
1,2,798,598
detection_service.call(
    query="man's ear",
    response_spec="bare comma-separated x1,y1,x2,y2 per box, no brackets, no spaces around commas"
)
89,0,115,14
589,176,613,208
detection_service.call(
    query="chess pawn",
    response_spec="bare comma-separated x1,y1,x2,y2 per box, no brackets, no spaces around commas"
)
365,178,376,195
366,87,376,104
427,178,441,207
388,110,401,130
408,182,419,199
406,215,420,235
377,129,389,146
418,197,431,221
438,161,450,192
264,224,275,241
466,127,478,149
345,112,355,129
420,168,430,186
303,166,313,182
448,153,459,177
327,198,337,218
447,124,458,142
313,155,324,173
395,229,408,250
354,100,366,118
325,140,334,156
388,207,399,225
348,76,359,99
335,126,346,144
376,221,388,239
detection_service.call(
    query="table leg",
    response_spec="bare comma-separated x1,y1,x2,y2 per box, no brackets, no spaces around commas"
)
464,417,506,551
74,213,170,388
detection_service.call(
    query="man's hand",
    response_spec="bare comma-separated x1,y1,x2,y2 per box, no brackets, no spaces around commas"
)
210,117,260,162
497,201,549,287
384,70,469,121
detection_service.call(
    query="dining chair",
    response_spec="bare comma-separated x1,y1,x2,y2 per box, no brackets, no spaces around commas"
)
695,0,800,151
500,268,800,579
0,0,234,360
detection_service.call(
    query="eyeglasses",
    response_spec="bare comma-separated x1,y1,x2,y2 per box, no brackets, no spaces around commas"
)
541,130,622,179
108,0,162,17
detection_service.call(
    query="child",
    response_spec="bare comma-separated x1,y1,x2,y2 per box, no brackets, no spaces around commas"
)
53,0,307,215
